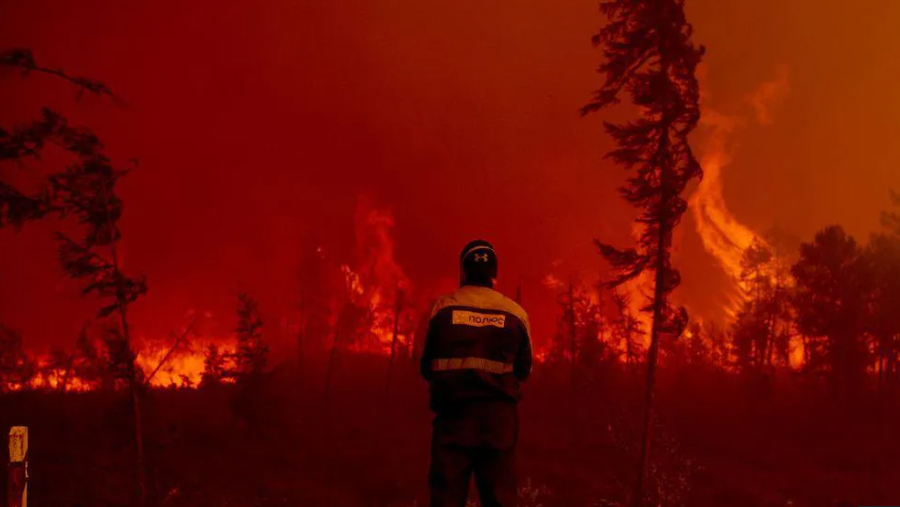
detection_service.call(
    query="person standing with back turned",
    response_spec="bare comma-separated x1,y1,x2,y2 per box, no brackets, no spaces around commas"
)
421,239,533,507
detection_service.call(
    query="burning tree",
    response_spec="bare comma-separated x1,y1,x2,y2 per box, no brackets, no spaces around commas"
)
731,238,776,372
730,229,797,375
581,0,704,504
550,281,611,368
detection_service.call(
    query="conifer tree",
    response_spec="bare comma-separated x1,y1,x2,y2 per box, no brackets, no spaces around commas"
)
234,292,268,379
582,1,704,503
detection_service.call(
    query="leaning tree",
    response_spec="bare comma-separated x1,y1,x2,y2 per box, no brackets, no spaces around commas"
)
1,49,149,503
581,1,704,505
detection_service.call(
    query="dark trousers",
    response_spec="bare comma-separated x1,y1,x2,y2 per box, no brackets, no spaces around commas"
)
429,440,516,507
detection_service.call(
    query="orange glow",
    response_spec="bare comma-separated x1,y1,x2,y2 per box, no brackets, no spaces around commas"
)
14,337,239,391
136,338,237,388
689,71,790,317
690,109,767,317
338,198,412,355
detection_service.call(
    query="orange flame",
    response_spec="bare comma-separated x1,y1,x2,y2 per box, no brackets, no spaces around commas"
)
339,196,412,355
690,67,804,367
689,69,790,317
135,338,237,388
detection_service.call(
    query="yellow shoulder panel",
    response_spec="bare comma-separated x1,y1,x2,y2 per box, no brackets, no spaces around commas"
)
437,286,531,338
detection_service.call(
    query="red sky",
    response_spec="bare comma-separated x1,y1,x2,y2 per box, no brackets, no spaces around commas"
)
2,0,899,353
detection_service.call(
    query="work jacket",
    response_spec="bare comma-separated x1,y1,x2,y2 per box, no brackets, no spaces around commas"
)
421,285,532,447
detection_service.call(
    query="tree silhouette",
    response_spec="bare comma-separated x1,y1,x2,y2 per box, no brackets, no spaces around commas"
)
295,241,336,373
881,190,900,236
609,288,644,367
732,229,798,375
685,322,709,366
791,226,871,398
0,323,35,391
1,48,118,230
731,239,775,372
582,1,704,503
50,140,149,501
67,324,107,391
866,196,900,392
230,293,269,429
762,225,800,370
201,344,226,388
233,292,269,380
550,281,610,367
2,48,149,502
866,234,900,391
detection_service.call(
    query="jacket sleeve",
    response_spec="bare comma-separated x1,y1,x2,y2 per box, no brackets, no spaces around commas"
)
513,324,532,382
420,315,439,381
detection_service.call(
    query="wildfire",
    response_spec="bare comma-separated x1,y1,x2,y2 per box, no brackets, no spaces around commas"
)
689,108,766,316
689,67,805,368
9,336,240,392
135,338,237,388
338,196,412,355
689,69,790,317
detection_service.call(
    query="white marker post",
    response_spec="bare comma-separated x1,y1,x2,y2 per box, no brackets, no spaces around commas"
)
8,426,28,507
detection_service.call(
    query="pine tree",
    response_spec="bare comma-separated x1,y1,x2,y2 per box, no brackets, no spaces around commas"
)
1,48,115,230
582,1,704,503
49,139,149,501
791,226,871,398
233,293,268,379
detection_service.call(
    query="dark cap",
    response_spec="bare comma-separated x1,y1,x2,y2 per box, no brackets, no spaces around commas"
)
460,239,497,286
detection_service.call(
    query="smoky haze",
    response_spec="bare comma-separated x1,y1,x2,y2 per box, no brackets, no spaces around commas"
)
1,0,898,354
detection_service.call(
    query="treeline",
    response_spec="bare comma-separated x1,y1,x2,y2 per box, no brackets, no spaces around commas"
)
544,196,900,399
0,292,270,393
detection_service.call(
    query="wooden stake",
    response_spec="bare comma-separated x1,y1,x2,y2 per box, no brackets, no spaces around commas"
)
8,426,28,507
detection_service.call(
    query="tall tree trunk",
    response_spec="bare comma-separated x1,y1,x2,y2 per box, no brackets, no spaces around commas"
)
101,183,147,505
567,280,579,503
119,304,147,504
324,331,339,405
568,281,578,436
633,116,672,507
385,289,403,398
633,222,669,507
296,288,307,385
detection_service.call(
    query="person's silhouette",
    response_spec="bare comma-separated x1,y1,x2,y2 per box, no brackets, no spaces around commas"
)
421,240,532,507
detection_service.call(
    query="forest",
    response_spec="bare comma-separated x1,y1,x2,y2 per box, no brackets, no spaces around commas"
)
2,0,900,506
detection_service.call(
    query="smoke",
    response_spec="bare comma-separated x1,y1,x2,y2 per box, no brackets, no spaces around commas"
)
748,65,791,126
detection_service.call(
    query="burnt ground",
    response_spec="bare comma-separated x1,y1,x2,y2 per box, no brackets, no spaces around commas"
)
1,354,899,507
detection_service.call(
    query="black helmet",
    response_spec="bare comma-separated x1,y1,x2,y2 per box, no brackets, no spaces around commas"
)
460,239,497,287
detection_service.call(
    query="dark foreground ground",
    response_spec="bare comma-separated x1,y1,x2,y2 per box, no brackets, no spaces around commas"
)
2,354,899,507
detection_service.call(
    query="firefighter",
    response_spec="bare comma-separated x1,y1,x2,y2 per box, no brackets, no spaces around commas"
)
421,239,532,507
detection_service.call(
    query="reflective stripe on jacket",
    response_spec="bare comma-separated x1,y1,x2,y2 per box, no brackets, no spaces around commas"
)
421,285,532,413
